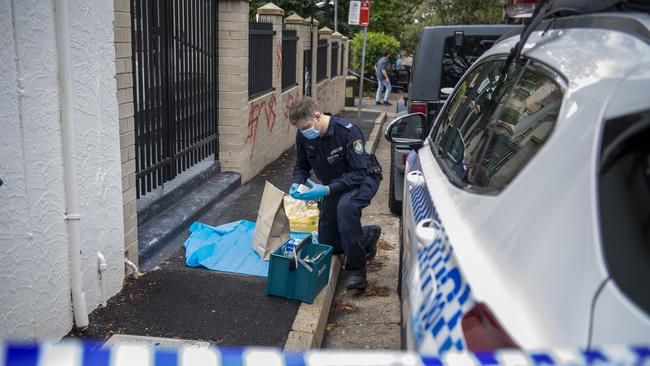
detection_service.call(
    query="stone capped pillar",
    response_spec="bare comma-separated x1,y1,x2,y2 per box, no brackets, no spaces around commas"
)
257,3,284,92
218,0,250,173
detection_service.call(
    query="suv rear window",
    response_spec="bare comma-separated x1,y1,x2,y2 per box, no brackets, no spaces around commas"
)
599,109,650,315
441,35,499,91
432,58,564,193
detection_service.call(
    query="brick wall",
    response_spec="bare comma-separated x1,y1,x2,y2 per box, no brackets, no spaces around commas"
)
114,0,138,267
218,2,349,183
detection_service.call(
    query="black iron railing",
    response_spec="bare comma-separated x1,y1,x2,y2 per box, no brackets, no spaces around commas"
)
331,42,339,77
341,43,345,74
303,48,312,96
131,0,219,198
249,20,275,98
282,29,298,90
317,39,328,82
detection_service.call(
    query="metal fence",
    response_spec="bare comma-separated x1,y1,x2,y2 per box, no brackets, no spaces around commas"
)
341,43,345,74
330,42,339,77
131,0,219,198
249,20,274,98
303,48,312,96
281,29,298,90
316,39,328,82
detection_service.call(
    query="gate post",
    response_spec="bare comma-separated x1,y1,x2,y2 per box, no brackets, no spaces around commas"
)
218,0,250,174
114,0,138,267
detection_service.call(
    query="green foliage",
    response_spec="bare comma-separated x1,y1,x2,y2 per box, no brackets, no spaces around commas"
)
249,1,358,37
426,0,503,25
248,0,504,58
351,32,399,74
400,0,504,55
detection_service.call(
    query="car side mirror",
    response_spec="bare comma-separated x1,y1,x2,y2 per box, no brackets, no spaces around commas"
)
384,112,426,146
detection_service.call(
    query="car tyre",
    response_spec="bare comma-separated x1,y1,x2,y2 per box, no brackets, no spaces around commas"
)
389,145,403,215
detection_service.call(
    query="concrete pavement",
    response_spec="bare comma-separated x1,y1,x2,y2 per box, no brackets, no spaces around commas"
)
322,107,402,350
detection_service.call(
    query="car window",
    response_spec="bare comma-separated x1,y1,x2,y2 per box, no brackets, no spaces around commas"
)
432,58,564,193
441,35,500,91
598,109,650,316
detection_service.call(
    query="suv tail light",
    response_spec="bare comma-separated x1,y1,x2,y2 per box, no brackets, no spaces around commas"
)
461,302,519,352
410,102,428,116
402,154,408,166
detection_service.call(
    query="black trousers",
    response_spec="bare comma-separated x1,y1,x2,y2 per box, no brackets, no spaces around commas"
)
318,175,380,270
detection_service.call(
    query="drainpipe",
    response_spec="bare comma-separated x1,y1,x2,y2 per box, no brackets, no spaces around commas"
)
54,0,89,328
97,253,107,307
125,258,139,279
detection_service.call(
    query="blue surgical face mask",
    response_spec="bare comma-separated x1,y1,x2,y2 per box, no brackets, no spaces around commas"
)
301,126,320,139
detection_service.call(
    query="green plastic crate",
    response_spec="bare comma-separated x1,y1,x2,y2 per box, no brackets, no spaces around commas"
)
267,240,333,304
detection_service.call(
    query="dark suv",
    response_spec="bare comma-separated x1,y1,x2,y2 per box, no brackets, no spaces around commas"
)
387,25,520,214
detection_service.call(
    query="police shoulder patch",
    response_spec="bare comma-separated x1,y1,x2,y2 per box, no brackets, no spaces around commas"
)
353,139,364,155
335,119,353,129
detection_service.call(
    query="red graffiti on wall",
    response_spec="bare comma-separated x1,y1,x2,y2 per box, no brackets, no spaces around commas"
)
264,94,277,133
246,101,266,144
276,39,283,76
284,89,301,132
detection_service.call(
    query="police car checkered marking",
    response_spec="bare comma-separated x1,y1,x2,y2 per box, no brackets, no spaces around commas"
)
1,342,648,365
405,150,474,356
406,150,418,169
412,229,476,356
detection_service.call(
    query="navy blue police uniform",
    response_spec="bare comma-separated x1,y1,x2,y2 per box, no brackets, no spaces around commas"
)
292,116,381,272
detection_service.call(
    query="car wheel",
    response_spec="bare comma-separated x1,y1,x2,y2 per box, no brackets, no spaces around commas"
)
389,145,403,215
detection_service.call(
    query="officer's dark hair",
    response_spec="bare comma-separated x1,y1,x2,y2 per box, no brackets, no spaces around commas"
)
288,96,318,126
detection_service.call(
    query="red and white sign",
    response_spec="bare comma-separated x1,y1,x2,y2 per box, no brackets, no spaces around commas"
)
348,1,370,26
359,1,370,26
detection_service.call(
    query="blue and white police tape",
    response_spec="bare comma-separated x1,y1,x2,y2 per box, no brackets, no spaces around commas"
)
1,341,649,366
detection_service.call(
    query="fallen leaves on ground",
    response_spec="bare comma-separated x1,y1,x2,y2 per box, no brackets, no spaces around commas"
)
364,282,390,297
333,301,358,313
367,260,384,272
377,239,393,251
326,323,344,332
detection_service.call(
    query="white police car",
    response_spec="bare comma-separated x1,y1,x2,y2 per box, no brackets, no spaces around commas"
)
385,0,650,356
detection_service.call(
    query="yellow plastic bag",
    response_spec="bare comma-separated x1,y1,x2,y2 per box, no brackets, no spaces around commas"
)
283,195,319,233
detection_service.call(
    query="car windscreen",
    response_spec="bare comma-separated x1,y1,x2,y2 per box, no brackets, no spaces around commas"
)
440,36,500,91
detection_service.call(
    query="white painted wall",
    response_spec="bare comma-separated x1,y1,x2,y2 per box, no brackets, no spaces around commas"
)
0,0,124,340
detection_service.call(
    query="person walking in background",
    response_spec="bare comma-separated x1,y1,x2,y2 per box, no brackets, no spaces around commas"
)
375,51,392,106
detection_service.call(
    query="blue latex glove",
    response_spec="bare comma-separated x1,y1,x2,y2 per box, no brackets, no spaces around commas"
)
296,179,329,201
289,183,300,199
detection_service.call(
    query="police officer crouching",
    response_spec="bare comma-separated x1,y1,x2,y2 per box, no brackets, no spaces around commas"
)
288,97,382,291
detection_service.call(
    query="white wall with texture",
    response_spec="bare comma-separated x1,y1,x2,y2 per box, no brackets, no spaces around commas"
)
0,0,124,340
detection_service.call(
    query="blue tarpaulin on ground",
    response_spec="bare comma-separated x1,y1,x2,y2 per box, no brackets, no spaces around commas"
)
183,220,270,277
183,220,309,277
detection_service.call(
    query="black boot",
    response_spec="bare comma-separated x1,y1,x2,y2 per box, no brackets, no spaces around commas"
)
346,269,367,290
364,225,381,261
